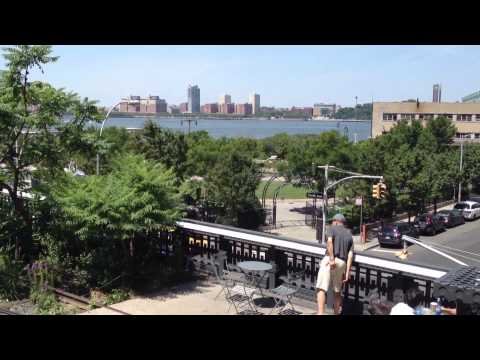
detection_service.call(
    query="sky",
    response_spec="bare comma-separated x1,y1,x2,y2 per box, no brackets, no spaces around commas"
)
0,45,479,108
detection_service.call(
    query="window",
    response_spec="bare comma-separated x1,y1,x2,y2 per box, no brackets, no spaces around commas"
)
475,115,480,121
400,113,415,121
457,114,472,121
383,113,396,121
419,113,434,120
438,113,453,120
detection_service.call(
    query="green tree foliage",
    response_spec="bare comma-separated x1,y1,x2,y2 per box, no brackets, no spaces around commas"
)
205,149,265,229
335,103,372,120
46,153,184,289
134,120,188,183
0,45,102,259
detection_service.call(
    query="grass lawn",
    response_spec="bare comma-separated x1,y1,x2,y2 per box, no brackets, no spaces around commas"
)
256,180,311,199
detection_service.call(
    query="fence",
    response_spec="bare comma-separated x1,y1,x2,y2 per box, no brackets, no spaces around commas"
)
157,219,449,314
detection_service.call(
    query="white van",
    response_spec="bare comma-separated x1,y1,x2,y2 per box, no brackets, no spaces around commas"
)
453,201,480,220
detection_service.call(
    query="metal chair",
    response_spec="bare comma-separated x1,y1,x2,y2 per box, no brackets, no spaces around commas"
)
209,264,258,314
268,284,301,315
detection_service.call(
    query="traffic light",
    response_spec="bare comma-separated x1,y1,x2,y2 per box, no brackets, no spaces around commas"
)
372,184,380,199
379,183,387,199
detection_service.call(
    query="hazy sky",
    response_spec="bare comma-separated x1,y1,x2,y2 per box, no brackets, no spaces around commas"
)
1,45,479,107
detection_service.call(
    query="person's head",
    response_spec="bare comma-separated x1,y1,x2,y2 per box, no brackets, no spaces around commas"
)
405,287,425,308
332,213,346,226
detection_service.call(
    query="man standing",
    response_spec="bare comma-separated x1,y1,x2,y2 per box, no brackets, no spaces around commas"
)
316,213,354,315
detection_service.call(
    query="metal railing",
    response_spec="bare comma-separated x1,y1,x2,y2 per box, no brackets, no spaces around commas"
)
156,219,450,314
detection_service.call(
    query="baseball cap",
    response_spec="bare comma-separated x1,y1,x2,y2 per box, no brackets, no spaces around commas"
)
332,213,346,223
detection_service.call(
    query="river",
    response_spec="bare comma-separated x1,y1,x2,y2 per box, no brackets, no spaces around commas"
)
98,116,372,141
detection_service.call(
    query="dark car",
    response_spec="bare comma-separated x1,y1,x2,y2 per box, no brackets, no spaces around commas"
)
436,209,465,228
414,213,445,236
377,222,420,247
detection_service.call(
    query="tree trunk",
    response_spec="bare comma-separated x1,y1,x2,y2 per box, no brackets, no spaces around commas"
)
433,198,437,214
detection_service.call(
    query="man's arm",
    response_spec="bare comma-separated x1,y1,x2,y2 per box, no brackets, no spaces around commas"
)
343,249,354,284
327,236,335,268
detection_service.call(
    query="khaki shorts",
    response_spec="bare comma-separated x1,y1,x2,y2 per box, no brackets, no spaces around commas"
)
316,256,346,293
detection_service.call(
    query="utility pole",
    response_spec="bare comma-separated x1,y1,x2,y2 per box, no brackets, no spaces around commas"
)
458,141,464,203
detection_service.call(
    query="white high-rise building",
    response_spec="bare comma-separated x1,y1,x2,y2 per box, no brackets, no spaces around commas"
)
219,94,232,105
249,93,260,114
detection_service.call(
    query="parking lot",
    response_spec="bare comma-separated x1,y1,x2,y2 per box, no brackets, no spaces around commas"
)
366,213,480,270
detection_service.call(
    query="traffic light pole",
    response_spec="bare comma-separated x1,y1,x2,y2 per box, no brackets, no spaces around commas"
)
318,165,383,245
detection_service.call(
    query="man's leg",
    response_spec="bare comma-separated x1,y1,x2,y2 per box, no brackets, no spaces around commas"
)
333,291,342,315
332,258,346,315
316,257,330,315
317,289,327,315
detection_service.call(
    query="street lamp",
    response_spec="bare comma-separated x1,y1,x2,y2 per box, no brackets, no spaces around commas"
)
96,101,122,175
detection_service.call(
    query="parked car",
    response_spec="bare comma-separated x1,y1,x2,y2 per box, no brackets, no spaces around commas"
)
454,201,480,220
377,222,420,247
414,213,445,236
436,209,465,227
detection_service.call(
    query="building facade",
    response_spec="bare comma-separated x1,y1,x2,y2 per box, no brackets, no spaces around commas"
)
201,103,219,113
188,85,201,113
313,103,337,118
179,102,189,113
235,103,252,115
433,84,442,103
249,93,260,115
219,94,232,105
219,103,235,114
372,101,480,141
288,106,313,117
167,105,180,114
462,90,480,103
119,95,167,113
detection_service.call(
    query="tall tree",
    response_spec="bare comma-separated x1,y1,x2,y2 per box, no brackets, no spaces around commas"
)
0,45,101,259
205,149,264,229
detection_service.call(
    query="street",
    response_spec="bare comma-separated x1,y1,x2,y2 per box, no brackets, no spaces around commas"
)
366,217,480,270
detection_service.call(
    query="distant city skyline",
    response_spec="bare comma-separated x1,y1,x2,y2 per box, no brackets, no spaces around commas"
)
1,45,480,108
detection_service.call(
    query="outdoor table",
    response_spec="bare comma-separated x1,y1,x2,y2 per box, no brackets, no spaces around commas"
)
237,261,273,297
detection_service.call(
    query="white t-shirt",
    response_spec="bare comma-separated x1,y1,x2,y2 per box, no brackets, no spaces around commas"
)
390,302,414,315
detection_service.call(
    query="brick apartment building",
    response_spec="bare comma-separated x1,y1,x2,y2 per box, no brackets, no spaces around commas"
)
119,95,167,114
235,103,253,116
179,102,189,113
219,103,235,114
201,103,219,114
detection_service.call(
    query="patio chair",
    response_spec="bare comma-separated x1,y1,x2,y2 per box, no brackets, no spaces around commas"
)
208,264,258,314
268,284,302,315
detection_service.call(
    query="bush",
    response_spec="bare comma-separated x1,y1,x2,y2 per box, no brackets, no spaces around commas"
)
104,289,131,305
0,246,28,300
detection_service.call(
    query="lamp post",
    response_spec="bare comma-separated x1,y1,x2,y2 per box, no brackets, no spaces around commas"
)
96,101,122,176
317,165,383,244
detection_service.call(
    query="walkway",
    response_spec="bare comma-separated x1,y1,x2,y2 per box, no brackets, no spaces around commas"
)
80,279,319,315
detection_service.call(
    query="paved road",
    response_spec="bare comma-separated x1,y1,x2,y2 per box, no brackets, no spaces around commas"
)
365,217,480,270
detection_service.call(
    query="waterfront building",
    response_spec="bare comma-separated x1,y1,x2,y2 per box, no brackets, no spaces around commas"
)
179,102,189,113
313,103,337,118
167,105,180,114
249,93,260,115
433,84,442,103
201,103,219,114
462,90,480,103
188,85,201,113
372,101,480,141
235,103,252,116
119,95,166,113
288,106,313,117
219,94,232,105
219,103,235,114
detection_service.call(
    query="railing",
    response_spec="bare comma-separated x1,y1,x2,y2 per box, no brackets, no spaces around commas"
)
161,219,450,314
